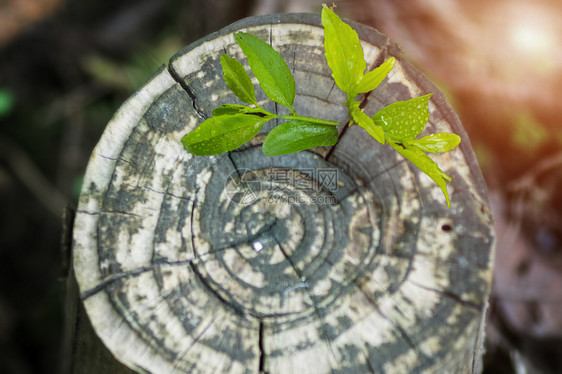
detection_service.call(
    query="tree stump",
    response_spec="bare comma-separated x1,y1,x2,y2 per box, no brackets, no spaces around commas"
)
70,13,494,374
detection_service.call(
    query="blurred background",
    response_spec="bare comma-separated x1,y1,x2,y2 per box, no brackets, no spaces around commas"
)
0,0,561,372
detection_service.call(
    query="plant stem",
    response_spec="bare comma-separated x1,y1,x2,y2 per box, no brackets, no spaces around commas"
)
279,114,341,126
344,93,360,127
252,106,341,127
346,93,357,108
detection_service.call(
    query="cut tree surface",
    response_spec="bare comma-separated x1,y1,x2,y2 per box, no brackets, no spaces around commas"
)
71,13,494,374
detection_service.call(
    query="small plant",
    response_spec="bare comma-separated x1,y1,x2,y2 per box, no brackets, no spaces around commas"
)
182,5,460,206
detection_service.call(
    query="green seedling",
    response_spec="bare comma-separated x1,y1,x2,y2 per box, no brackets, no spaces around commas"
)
182,5,461,206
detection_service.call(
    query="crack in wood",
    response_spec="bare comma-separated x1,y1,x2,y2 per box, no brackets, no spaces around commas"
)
408,280,483,312
81,255,214,300
370,38,392,71
370,298,436,366
271,236,339,372
325,79,337,102
325,90,374,162
172,315,217,372
77,209,146,217
269,232,338,371
99,154,135,165
188,260,248,318
354,260,417,322
325,119,350,161
186,189,281,319
183,191,249,320
394,322,434,365
167,63,207,119
275,241,301,279
124,183,192,202
204,214,278,252
363,350,377,374
226,153,241,179
369,158,408,180
258,321,268,374
323,255,376,296
85,187,280,301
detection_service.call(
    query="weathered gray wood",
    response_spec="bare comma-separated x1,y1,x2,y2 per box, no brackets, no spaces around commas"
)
70,13,494,374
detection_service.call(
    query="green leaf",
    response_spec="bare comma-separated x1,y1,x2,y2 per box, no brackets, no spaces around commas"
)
388,139,452,207
212,104,248,116
220,54,257,105
409,133,461,153
349,102,384,144
262,120,339,156
372,94,433,141
234,32,295,111
355,57,395,94
182,114,268,155
321,6,365,93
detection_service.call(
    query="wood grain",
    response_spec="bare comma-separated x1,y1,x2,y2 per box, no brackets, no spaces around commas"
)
71,13,494,374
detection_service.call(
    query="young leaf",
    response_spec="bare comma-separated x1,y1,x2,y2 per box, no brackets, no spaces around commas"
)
409,133,461,153
388,139,452,207
212,104,248,116
355,57,395,94
234,32,295,111
262,120,339,156
182,114,268,156
371,94,433,141
350,103,385,144
220,54,256,105
321,6,365,93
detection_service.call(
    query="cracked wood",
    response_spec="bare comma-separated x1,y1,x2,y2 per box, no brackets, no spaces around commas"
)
70,13,494,374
